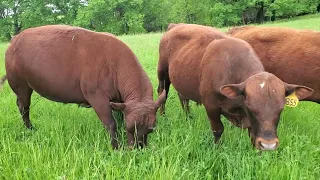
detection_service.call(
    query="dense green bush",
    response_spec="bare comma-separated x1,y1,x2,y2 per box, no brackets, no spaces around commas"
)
0,0,319,41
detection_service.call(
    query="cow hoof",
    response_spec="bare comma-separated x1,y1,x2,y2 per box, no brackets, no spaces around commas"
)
30,126,37,131
26,124,36,131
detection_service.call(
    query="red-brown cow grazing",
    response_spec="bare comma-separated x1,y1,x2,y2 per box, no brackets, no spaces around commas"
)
226,26,320,104
0,25,166,149
157,23,314,151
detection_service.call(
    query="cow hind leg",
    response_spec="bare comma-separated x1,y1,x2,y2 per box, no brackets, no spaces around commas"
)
15,86,34,129
157,67,171,115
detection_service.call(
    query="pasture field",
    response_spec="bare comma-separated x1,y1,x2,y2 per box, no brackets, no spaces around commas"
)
0,15,320,180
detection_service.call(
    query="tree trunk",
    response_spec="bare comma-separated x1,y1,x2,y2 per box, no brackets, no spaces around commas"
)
5,33,11,42
271,10,276,21
270,0,276,21
13,22,21,35
12,5,21,35
256,2,265,24
124,21,129,34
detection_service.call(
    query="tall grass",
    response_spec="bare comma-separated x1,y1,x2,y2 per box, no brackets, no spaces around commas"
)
0,15,319,179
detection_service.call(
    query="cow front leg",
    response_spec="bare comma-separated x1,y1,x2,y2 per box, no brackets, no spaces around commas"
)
203,104,224,144
85,93,119,149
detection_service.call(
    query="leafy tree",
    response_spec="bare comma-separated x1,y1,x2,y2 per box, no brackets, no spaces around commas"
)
74,0,145,35
0,0,319,42
0,1,12,41
142,0,172,32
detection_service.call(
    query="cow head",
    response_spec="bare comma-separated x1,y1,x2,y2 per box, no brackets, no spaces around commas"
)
110,90,166,148
220,72,314,151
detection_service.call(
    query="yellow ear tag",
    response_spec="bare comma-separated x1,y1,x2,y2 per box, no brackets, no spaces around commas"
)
285,92,299,107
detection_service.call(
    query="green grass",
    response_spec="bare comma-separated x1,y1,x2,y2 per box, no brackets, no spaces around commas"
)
1,15,320,180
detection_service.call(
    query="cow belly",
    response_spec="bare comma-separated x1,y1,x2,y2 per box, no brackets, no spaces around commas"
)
23,70,86,104
169,63,201,102
29,80,86,103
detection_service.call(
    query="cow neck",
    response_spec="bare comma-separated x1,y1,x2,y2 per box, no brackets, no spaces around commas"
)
117,61,153,104
237,50,265,83
235,58,265,83
240,70,265,83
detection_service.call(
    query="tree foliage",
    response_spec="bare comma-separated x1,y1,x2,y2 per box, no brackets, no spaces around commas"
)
0,0,319,41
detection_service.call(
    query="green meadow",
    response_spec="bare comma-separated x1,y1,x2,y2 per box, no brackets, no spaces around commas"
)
0,15,319,179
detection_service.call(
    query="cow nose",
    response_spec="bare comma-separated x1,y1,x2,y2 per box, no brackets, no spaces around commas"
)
256,137,279,151
260,142,277,150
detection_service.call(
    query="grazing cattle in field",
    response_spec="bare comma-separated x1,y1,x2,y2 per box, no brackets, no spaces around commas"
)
0,25,166,149
157,23,314,151
226,26,320,104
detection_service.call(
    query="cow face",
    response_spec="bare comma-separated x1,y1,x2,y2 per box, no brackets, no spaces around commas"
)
220,72,314,151
110,90,166,148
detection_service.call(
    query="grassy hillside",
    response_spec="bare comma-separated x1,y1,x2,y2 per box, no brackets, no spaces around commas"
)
0,15,319,179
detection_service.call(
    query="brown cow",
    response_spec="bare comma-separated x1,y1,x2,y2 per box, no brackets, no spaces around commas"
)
226,26,320,103
157,23,314,151
0,25,166,149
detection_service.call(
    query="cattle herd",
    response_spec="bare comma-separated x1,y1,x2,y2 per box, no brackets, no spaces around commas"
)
0,23,319,152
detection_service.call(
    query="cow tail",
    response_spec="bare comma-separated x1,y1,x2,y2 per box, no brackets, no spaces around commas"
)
0,75,7,89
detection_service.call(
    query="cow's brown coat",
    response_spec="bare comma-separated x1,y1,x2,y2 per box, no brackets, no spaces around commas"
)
227,26,320,103
157,23,313,150
1,25,166,149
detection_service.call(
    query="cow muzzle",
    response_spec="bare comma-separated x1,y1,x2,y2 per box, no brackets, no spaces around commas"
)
255,137,279,151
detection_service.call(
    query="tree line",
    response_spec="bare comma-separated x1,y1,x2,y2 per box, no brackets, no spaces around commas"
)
0,0,319,42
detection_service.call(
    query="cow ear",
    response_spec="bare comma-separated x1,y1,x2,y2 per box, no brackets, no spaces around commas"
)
284,83,314,100
155,90,166,109
110,102,127,110
220,83,245,99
